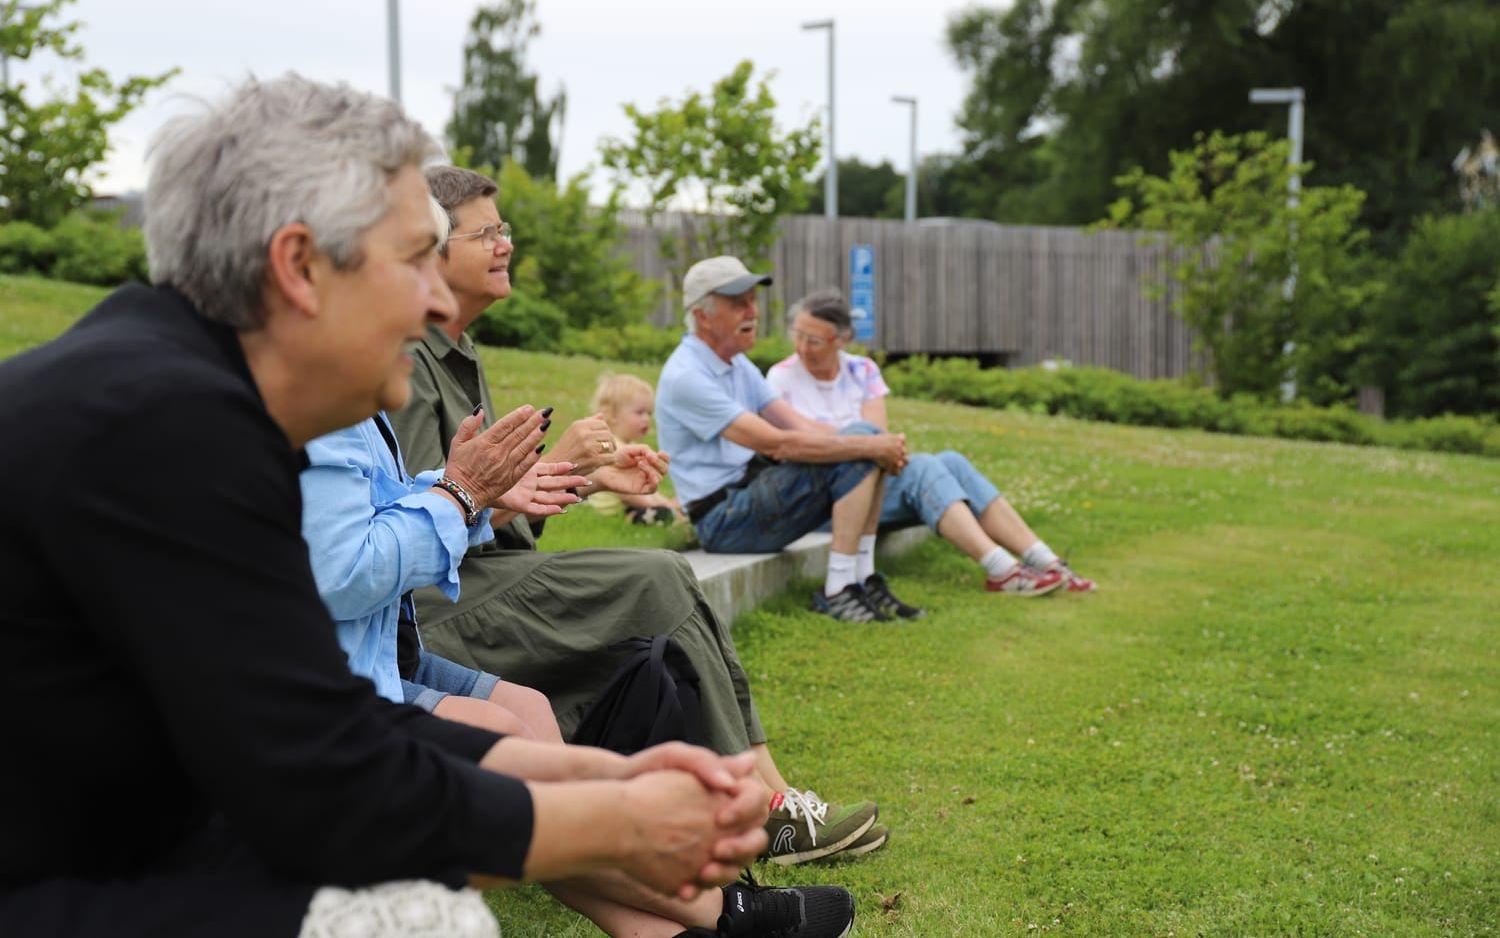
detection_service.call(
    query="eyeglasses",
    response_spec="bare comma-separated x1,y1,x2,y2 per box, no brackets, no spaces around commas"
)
787,328,836,350
449,221,513,247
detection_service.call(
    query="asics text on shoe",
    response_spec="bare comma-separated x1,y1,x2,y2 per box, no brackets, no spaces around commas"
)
719,871,855,938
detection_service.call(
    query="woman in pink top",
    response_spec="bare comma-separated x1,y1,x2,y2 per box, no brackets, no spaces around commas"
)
767,291,1096,597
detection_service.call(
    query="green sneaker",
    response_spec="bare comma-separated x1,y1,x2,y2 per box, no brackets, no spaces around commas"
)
824,823,889,860
762,788,878,866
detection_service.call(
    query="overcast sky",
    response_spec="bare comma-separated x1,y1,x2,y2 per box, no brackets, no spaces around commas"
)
32,0,981,199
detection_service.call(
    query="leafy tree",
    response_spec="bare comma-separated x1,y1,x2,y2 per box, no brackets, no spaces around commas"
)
446,0,565,179
1360,208,1500,417
488,160,656,330
804,154,975,220
599,61,821,307
1104,131,1374,400
0,0,174,226
805,157,903,218
946,0,1500,248
911,153,980,219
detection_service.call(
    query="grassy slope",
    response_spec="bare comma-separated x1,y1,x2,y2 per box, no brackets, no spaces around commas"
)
0,275,108,359
4,275,1496,935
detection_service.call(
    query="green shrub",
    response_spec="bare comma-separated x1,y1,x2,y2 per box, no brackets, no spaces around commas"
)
0,221,56,275
470,287,568,352
48,212,148,285
883,357,1494,458
0,212,146,286
552,325,795,371
1362,208,1500,418
1258,403,1376,446
559,321,680,364
745,333,795,373
482,161,657,329
1103,132,1373,400
1378,414,1499,457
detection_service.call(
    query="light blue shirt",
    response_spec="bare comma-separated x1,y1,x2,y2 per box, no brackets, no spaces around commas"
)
299,414,493,703
656,334,778,504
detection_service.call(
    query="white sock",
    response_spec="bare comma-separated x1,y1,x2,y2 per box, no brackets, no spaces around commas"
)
855,534,878,582
981,546,1018,579
825,551,858,596
1022,541,1058,568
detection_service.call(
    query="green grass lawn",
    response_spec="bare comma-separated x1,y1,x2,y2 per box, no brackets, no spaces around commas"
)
5,275,1497,935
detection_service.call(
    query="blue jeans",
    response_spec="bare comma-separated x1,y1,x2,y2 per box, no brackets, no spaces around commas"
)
880,450,1002,530
695,422,882,553
401,650,501,712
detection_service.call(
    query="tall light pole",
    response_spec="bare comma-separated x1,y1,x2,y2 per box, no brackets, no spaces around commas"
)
891,95,917,223
802,19,836,218
386,0,402,104
1250,86,1305,400
1249,87,1304,207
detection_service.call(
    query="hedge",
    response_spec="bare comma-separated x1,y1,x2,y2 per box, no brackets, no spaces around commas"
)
883,357,1499,458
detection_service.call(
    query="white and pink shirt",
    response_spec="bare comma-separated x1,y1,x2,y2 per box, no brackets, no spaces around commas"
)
765,352,889,429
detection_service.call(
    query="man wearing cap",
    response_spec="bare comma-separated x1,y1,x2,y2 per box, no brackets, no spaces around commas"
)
656,256,925,622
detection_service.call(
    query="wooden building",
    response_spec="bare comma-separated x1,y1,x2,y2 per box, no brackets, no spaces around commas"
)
623,212,1199,381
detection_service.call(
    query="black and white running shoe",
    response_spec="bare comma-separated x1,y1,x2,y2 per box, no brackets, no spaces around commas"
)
811,584,889,622
862,572,925,619
717,872,856,938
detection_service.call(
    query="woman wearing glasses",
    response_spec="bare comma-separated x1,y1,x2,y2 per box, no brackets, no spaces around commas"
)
767,291,1096,597
385,167,886,871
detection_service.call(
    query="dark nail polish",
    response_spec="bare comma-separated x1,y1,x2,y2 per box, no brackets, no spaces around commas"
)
471,404,483,416
540,406,555,418
539,419,552,433
535,444,546,454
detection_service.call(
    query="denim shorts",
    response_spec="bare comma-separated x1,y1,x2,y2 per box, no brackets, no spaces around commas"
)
880,449,1002,530
694,422,882,553
401,651,501,713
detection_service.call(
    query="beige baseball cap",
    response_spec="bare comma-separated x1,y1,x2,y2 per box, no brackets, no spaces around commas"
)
682,255,773,310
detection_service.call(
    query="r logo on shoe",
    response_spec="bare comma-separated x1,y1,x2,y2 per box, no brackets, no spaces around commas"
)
773,825,797,855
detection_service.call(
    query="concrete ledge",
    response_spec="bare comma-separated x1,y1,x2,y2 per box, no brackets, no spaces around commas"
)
685,525,930,625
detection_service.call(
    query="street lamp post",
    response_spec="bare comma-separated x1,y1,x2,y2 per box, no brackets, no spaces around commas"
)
386,0,402,104
802,19,836,219
1249,87,1304,207
891,95,917,222
1249,86,1306,400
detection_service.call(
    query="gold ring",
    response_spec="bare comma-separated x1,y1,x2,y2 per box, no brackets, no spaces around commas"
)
599,439,614,454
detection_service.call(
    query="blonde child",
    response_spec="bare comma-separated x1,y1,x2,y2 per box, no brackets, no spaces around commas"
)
591,373,685,525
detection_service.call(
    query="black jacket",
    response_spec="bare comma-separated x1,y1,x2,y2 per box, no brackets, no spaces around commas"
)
0,285,533,935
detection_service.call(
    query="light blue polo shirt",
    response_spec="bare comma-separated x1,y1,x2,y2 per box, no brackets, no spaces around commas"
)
656,334,778,504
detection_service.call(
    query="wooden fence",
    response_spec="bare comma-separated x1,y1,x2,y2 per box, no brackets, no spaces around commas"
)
620,212,1200,380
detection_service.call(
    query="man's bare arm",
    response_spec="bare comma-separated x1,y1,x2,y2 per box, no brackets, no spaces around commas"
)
721,406,905,470
759,398,835,433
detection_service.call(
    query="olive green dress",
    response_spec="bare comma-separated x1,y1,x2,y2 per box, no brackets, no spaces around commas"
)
389,326,765,752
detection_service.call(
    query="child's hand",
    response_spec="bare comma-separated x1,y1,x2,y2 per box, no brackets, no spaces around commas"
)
613,444,669,477
593,462,662,496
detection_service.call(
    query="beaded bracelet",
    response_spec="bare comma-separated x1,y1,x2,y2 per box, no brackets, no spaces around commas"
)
433,477,481,527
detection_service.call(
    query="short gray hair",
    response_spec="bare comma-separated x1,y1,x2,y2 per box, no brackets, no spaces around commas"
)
424,166,498,258
144,74,444,330
792,289,853,338
684,293,717,333
429,195,451,248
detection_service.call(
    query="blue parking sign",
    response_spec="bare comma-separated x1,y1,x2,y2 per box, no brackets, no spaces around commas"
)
849,244,875,344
